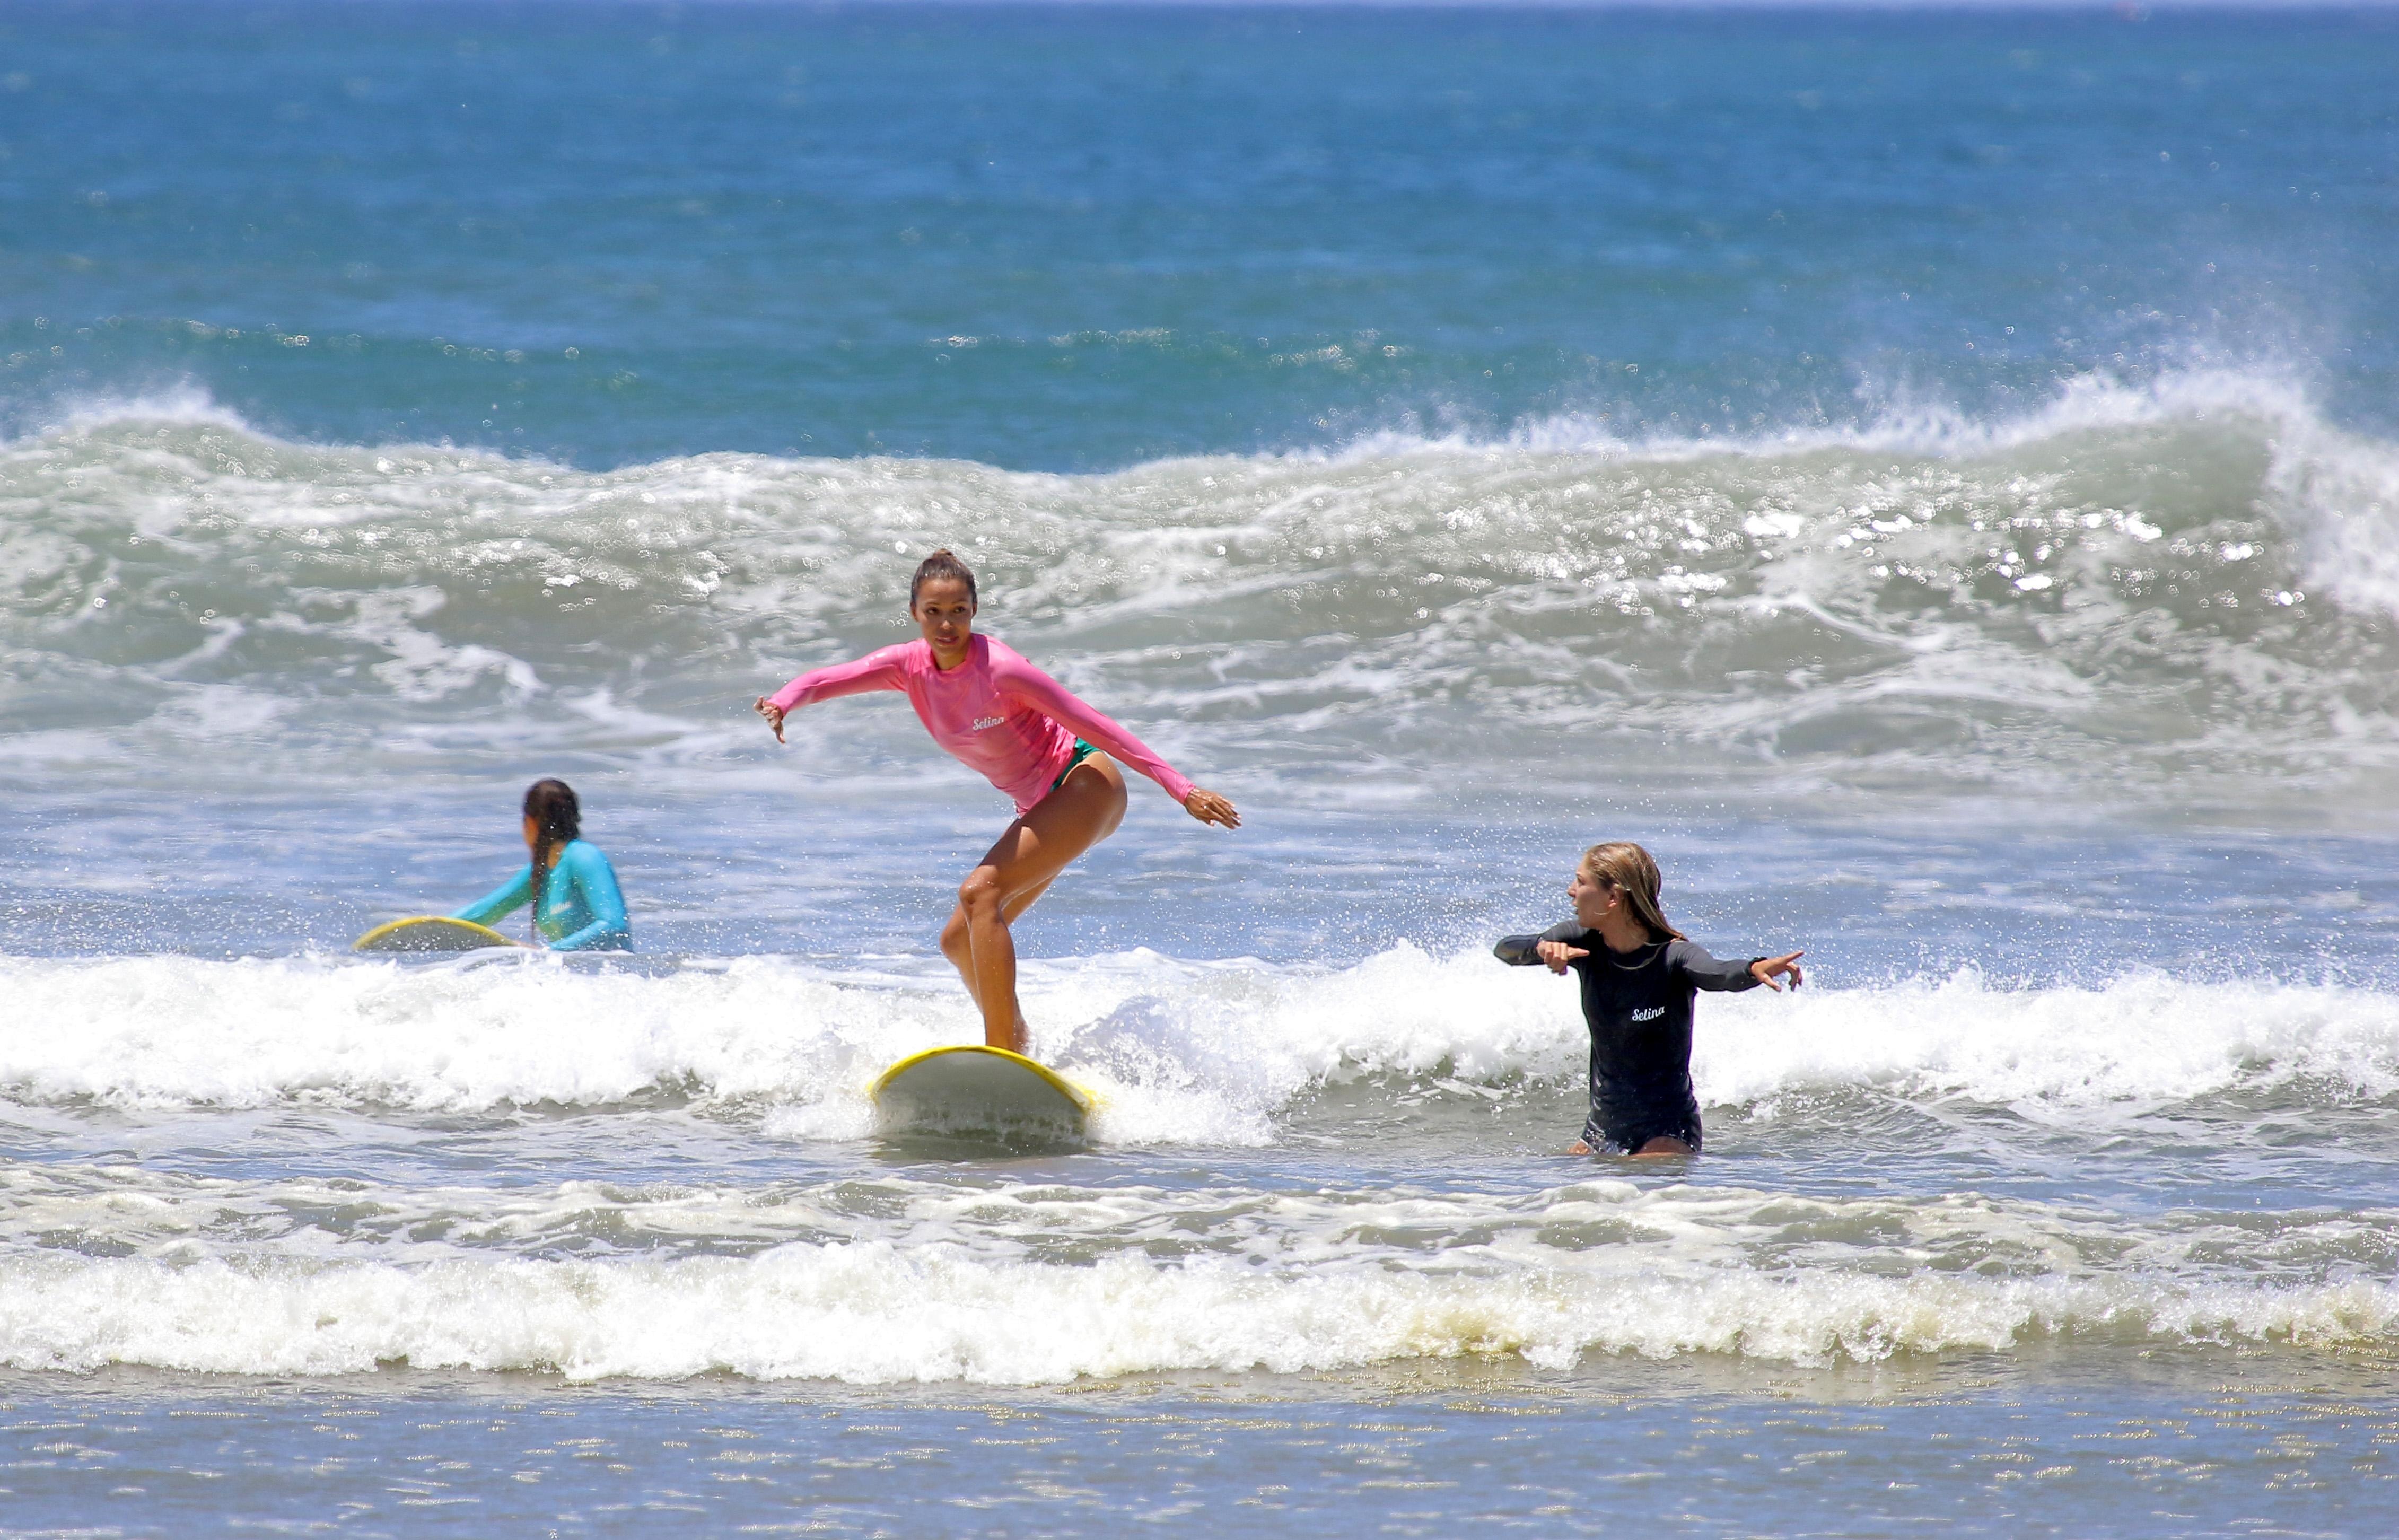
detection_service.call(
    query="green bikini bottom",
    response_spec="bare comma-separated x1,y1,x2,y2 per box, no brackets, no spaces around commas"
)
1050,739,1098,789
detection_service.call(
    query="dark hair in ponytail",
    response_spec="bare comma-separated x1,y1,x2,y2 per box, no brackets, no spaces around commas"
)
909,548,978,610
522,778,581,939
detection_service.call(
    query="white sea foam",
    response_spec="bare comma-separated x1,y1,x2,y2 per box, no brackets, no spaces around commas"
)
6,1235,2393,1383
5,1160,2395,1383
4,951,2394,1138
0,952,934,1121
1698,967,2399,1116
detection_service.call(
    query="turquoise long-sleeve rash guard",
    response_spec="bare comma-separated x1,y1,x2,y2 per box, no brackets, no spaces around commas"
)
451,839,632,951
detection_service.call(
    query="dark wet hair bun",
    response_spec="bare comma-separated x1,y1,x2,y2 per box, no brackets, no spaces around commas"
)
909,548,978,609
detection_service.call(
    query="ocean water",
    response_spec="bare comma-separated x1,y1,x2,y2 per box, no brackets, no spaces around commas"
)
5,2,2399,1534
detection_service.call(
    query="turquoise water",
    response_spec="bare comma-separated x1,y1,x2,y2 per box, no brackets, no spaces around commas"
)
5,4,2399,1534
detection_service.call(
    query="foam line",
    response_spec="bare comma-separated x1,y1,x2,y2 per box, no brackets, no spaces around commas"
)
6,1245,2392,1383
5,952,2394,1136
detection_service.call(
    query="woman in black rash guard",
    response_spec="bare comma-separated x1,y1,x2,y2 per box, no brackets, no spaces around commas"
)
1495,841,1803,1157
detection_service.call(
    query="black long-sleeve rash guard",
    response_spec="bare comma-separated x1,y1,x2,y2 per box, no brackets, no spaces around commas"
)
1494,923,1763,1151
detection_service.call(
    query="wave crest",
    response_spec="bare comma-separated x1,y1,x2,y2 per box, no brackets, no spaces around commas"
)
5,952,2394,1136
5,369,2397,793
10,1240,2394,1383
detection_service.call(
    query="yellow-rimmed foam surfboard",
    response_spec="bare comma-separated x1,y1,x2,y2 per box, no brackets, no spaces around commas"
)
352,916,524,954
871,1044,1093,1145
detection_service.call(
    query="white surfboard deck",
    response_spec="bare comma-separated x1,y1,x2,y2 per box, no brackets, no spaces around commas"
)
353,916,524,954
871,1045,1092,1146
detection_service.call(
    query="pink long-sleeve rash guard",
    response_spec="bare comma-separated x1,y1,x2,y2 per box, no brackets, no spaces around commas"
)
767,635,1197,815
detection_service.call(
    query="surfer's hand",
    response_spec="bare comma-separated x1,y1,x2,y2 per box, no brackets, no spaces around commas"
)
753,697,786,743
1752,951,1805,991
1536,940,1589,973
1183,788,1240,829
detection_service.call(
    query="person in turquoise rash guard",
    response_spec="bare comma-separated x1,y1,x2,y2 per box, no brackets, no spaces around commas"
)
451,778,632,952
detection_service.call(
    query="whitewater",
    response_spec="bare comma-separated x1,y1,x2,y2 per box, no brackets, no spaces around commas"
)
11,368,2399,797
7,941,2399,1388
8,371,2399,1394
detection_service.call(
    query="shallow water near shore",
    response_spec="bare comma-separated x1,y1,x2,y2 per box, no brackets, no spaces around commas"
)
4,1351,2395,1536
6,2,2399,1533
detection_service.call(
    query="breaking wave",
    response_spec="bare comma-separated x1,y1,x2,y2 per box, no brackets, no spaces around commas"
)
4,950,2394,1141
5,368,2397,795
6,1167,2394,1382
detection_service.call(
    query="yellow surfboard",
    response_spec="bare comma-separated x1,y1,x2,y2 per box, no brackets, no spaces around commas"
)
871,1045,1093,1146
352,916,524,954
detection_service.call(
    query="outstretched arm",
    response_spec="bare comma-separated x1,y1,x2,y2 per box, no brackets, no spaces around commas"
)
995,653,1239,827
548,846,631,952
1495,921,1588,972
1671,940,1804,992
452,864,533,927
753,648,909,743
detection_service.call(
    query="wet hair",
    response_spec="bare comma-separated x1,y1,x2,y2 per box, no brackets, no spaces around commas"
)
908,548,978,611
522,778,581,938
1579,841,1686,943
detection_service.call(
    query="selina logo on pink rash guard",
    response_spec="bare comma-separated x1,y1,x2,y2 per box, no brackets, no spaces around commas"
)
767,634,1196,815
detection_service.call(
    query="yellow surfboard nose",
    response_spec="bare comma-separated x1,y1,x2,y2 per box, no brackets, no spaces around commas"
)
871,1044,1092,1147
352,916,525,953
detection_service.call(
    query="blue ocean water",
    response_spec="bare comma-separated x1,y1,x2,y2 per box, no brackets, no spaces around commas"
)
9,2,2397,467
5,4,2399,1535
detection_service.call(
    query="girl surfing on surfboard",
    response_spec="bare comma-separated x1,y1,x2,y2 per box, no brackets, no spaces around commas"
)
754,550,1239,1054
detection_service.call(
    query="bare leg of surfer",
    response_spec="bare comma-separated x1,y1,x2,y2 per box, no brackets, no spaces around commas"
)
942,754,1128,1053
940,874,1056,1041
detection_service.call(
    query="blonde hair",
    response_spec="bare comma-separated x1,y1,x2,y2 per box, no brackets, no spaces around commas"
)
1579,841,1685,942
